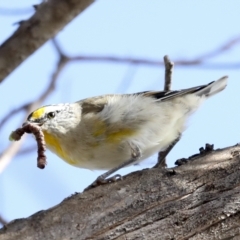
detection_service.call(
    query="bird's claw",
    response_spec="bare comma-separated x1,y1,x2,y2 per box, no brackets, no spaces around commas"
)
84,174,122,191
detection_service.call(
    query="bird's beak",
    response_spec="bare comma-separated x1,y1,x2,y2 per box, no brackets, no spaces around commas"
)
22,121,42,127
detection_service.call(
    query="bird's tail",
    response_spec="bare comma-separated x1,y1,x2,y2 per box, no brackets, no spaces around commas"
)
195,76,228,98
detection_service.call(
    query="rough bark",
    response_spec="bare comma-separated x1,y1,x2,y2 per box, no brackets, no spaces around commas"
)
0,0,94,83
1,144,240,240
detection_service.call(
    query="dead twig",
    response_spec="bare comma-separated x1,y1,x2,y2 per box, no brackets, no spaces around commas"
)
193,35,240,62
66,35,240,69
155,55,178,168
68,55,240,69
163,55,174,91
0,103,29,131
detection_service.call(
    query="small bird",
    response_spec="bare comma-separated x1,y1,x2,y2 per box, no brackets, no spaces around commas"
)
23,76,227,188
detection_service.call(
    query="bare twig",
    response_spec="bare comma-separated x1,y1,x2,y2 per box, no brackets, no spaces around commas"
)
52,39,67,58
68,55,240,69
163,55,174,91
36,40,70,105
155,56,178,168
63,35,240,69
193,35,240,62
0,103,29,131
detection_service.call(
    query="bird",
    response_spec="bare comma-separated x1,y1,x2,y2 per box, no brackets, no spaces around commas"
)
23,76,228,189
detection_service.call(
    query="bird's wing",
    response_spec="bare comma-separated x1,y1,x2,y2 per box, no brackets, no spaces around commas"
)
80,96,109,114
138,84,208,102
78,76,228,114
78,83,211,114
139,76,228,101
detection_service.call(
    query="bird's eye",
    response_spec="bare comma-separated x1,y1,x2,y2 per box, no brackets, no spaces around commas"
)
47,112,55,119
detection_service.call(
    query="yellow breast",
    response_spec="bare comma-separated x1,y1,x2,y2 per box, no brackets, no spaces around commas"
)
42,130,77,166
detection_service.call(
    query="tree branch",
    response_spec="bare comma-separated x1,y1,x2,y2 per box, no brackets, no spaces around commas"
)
0,29,239,84
68,55,240,69
62,35,240,69
0,0,94,83
1,144,240,239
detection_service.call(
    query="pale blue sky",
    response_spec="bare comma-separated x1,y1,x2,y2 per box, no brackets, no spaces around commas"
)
0,1,240,225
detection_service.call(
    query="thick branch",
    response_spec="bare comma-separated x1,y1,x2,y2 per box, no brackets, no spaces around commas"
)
1,144,240,239
0,0,94,82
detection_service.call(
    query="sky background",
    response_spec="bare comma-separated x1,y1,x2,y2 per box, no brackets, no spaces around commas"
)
0,1,240,226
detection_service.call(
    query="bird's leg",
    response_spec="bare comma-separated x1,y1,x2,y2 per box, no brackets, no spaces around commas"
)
154,135,181,168
84,144,141,191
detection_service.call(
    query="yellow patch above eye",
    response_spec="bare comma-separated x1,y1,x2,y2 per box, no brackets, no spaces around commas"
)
31,108,45,120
